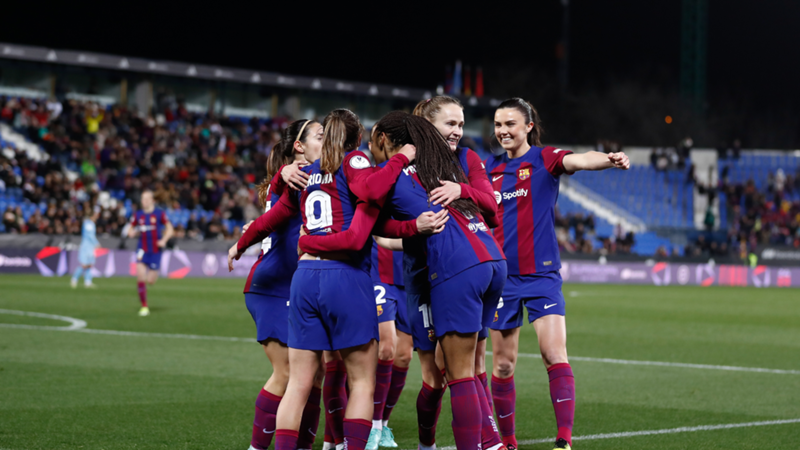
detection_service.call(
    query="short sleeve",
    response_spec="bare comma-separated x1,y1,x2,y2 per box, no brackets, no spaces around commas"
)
541,146,574,177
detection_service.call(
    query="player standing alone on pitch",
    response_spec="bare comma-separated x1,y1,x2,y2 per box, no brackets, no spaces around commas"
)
485,98,629,450
71,205,101,288
127,190,174,316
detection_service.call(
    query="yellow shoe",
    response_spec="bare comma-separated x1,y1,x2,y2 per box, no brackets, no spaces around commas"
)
553,438,571,450
138,307,150,317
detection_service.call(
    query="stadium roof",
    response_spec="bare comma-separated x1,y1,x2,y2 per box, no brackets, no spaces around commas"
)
0,42,499,108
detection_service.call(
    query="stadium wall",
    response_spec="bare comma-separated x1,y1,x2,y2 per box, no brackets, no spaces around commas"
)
1,236,799,288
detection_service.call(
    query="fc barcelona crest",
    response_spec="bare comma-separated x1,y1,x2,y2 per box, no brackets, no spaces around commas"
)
494,311,499,322
377,305,384,316
517,168,531,180
428,329,436,342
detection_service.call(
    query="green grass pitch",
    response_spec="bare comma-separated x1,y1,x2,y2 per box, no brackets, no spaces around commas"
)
1,275,799,449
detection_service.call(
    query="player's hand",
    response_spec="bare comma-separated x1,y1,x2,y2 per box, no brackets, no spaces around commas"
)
398,144,416,162
227,243,244,272
429,180,462,206
608,152,630,170
415,210,449,235
157,239,167,248
242,220,254,232
282,160,311,191
297,227,308,257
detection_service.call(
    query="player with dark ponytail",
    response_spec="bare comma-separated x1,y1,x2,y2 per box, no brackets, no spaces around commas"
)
236,119,325,450
486,98,629,450
303,111,507,450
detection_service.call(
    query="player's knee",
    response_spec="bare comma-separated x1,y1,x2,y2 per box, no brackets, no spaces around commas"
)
540,348,568,367
395,348,412,368
378,343,395,361
495,359,516,378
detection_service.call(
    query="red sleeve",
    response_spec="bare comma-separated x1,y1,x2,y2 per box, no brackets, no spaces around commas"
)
237,190,299,252
485,213,500,229
269,170,287,197
373,215,418,238
130,213,137,225
298,201,380,253
344,152,409,206
160,211,168,225
459,149,498,217
542,146,574,176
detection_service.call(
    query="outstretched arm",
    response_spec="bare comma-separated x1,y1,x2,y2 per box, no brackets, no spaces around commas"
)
562,151,630,173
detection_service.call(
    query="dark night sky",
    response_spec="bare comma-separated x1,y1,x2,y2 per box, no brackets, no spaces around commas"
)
2,0,799,113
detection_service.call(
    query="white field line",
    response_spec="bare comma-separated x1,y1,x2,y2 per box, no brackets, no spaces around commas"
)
507,352,800,375
2,309,799,374
426,418,800,450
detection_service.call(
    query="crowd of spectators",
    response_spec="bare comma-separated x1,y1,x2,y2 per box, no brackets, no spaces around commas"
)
684,166,800,259
554,209,636,256
1,95,289,239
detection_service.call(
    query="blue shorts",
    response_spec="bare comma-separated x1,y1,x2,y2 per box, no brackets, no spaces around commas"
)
429,260,507,339
137,249,161,270
374,283,410,335
245,292,289,344
406,291,438,352
78,245,95,265
289,260,379,351
490,271,566,330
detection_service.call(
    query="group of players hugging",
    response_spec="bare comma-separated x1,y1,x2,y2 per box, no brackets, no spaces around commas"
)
130,96,629,450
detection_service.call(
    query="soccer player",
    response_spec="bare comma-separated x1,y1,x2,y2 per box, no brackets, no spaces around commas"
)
414,95,499,420
301,111,506,450
127,190,173,316
71,205,101,288
240,119,325,450
485,98,629,450
232,109,415,450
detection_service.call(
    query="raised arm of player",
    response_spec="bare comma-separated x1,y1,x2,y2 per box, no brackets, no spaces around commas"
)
563,151,630,173
345,147,414,205
127,215,138,238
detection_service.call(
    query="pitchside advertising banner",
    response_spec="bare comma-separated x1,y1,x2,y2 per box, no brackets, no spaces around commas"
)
1,247,799,288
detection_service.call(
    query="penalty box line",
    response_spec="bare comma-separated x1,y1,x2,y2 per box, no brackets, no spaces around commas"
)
425,418,800,450
1,309,799,375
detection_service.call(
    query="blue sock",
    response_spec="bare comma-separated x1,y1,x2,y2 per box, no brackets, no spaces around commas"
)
84,269,93,285
72,267,84,281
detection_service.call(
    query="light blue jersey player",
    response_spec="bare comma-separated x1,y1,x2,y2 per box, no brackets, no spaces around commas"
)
71,207,101,288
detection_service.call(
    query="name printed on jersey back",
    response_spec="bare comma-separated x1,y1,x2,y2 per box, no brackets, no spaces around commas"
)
306,172,334,187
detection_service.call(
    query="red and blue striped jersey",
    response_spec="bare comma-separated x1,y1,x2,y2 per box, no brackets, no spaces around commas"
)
484,145,573,275
131,208,168,254
295,152,372,273
371,242,404,287
384,162,505,291
244,175,302,297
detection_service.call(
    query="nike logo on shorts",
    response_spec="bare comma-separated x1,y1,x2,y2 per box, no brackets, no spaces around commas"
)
544,303,557,309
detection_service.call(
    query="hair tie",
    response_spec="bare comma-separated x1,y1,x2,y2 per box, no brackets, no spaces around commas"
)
294,120,311,146
426,98,431,103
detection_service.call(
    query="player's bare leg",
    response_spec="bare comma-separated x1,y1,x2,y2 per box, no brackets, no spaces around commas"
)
532,315,573,448
339,339,378,450
136,263,150,315
274,348,322,449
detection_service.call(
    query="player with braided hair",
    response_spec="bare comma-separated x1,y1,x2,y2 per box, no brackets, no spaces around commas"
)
486,98,629,450
302,111,506,450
